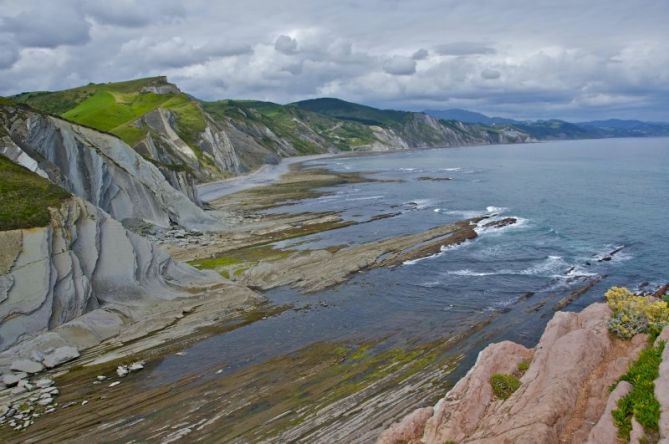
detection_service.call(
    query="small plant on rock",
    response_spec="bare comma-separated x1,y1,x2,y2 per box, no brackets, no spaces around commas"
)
605,287,669,339
490,373,521,400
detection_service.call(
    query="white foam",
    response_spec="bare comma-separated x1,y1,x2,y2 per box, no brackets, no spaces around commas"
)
402,241,471,265
439,167,462,172
344,195,384,202
446,209,482,218
486,206,508,214
407,198,435,209
474,216,530,235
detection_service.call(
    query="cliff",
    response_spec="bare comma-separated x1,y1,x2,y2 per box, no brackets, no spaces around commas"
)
11,77,535,197
0,104,218,229
0,195,222,355
379,302,669,444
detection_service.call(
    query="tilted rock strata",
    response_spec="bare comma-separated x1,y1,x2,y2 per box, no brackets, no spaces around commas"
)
242,217,487,293
379,303,649,444
0,106,217,229
0,197,222,355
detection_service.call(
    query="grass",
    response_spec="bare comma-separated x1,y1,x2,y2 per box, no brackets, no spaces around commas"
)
0,156,71,230
12,77,208,157
517,360,530,374
612,340,665,440
490,373,521,400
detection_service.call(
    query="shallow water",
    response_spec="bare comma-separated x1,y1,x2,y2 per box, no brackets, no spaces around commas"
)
151,137,669,388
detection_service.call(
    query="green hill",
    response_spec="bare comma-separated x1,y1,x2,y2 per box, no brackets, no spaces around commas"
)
292,98,410,126
13,77,206,148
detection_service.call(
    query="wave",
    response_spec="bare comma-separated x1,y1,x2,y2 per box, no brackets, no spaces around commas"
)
445,209,482,218
439,167,462,172
474,216,530,235
405,198,436,209
402,241,471,266
486,206,508,214
344,195,384,202
446,255,575,278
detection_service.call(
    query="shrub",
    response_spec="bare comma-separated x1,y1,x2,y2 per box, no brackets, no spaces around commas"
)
612,341,665,440
517,360,530,374
490,373,521,400
605,287,669,339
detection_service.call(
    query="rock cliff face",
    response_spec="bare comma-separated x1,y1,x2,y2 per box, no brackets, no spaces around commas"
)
378,303,654,444
0,105,217,229
0,197,222,354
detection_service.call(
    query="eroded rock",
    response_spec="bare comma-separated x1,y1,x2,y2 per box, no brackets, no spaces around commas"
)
381,303,648,444
43,346,80,368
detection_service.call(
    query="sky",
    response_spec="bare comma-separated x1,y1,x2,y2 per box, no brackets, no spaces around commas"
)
0,0,668,121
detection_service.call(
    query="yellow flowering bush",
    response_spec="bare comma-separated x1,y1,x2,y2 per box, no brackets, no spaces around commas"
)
606,287,669,339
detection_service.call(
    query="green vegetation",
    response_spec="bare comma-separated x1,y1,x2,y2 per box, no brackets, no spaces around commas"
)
0,156,70,230
606,287,669,339
12,77,207,155
189,244,293,279
517,360,530,374
203,99,376,153
292,97,410,126
490,373,521,400
612,340,665,440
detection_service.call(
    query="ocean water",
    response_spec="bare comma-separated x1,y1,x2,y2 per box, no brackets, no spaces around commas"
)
152,137,669,382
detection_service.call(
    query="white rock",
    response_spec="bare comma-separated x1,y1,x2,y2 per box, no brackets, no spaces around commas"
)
81,400,88,406
10,359,44,374
96,375,106,381
128,361,144,372
109,381,120,387
2,373,23,387
30,351,45,363
17,380,34,391
10,386,27,395
37,397,53,406
43,346,79,368
116,366,129,377
35,378,54,388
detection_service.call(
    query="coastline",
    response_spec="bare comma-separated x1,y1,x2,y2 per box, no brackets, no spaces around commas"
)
196,153,336,202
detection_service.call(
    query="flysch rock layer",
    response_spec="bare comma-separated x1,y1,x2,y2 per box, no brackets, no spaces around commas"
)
0,105,219,229
378,303,649,444
0,197,223,362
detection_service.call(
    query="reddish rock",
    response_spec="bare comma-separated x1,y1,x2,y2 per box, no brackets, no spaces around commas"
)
380,303,649,444
376,407,433,444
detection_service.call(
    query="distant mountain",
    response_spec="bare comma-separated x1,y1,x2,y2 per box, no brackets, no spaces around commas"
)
578,119,669,137
425,108,669,139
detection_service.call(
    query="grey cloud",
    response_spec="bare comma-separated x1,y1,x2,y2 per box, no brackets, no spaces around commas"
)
275,35,298,54
481,69,501,80
0,39,19,69
412,48,429,60
383,56,416,75
83,0,185,28
120,37,252,69
0,0,668,121
435,42,496,56
1,6,91,48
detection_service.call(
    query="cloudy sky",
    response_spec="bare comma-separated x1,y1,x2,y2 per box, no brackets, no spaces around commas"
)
1,0,668,121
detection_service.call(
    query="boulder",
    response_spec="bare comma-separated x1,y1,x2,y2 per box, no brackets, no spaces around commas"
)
10,359,44,374
377,407,433,444
42,346,79,368
2,372,25,387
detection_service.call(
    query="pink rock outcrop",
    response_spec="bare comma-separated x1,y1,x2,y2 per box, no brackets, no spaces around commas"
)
655,325,669,443
379,303,649,444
